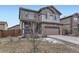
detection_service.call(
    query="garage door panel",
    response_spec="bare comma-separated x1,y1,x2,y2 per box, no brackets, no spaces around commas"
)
45,27,59,35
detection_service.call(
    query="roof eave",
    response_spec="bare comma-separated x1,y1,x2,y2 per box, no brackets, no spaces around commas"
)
38,6,62,15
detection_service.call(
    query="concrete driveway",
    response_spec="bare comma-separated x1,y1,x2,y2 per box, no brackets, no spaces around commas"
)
48,35,79,46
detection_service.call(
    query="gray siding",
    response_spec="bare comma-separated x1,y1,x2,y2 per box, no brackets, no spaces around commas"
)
40,9,60,23
60,17,71,32
20,9,39,22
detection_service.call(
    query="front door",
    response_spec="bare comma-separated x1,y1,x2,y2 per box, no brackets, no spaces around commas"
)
23,22,31,36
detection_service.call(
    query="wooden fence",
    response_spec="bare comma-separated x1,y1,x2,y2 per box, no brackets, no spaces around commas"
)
0,29,22,38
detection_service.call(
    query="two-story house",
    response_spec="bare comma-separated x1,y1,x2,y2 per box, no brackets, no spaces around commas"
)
19,6,62,37
60,13,79,36
0,21,8,30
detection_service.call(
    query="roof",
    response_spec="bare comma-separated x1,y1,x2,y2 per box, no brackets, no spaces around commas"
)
8,24,20,30
19,7,38,13
19,5,62,14
60,13,79,20
39,6,62,15
19,7,38,19
19,6,62,20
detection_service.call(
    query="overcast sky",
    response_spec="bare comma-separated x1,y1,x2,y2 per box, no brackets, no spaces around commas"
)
0,5,79,27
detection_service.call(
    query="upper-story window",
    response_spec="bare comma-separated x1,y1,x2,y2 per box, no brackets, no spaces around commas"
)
34,14,36,18
25,11,29,16
41,14,47,19
74,17,78,22
55,15,60,20
45,14,47,19
50,14,55,20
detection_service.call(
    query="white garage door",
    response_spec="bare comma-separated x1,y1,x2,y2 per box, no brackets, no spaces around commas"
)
45,27,59,35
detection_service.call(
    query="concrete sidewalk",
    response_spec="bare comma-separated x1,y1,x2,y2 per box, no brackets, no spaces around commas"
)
48,35,79,45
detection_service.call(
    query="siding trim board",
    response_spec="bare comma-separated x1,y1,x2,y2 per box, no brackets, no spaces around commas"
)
45,26,59,28
42,22,61,25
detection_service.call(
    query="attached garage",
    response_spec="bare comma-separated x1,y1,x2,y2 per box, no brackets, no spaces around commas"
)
44,26,60,35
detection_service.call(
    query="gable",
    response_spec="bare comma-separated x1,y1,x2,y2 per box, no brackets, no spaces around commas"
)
39,9,54,15
39,6,61,15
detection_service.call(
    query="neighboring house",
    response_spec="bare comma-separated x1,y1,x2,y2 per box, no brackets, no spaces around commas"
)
60,13,79,36
19,6,63,36
0,21,8,30
8,24,21,36
8,24,20,30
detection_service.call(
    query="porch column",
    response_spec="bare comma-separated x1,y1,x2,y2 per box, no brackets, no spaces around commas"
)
23,22,25,35
32,22,35,35
21,21,25,37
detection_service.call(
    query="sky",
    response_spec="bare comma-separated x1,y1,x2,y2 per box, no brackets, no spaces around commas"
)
0,5,79,27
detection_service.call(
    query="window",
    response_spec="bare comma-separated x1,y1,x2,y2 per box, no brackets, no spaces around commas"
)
42,14,47,19
45,14,47,19
74,28,78,32
50,14,55,20
38,14,41,19
50,15,53,16
50,15,53,20
74,17,78,22
25,12,29,16
34,14,36,18
38,13,41,16
55,15,60,20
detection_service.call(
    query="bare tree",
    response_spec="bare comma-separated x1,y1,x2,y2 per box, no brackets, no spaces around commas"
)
30,22,41,53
